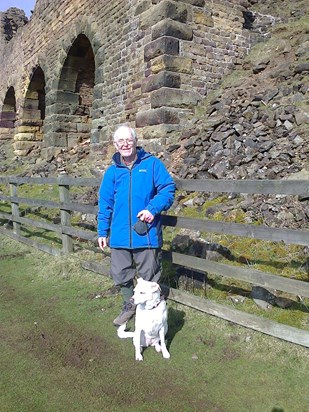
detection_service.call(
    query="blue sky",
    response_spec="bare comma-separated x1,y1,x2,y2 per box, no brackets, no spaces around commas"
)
0,0,36,17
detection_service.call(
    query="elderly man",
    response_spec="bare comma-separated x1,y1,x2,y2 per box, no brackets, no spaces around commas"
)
97,124,175,326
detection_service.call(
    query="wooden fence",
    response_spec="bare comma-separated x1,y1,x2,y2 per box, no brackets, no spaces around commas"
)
0,174,309,347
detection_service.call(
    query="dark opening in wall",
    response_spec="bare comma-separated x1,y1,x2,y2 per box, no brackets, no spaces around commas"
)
24,66,46,120
0,86,16,140
56,34,95,148
243,11,255,30
16,66,46,152
0,86,16,128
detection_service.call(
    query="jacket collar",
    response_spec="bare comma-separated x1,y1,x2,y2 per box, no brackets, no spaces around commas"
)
113,147,150,166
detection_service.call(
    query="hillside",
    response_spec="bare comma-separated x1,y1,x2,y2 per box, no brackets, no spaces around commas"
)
169,1,308,181
0,0,308,229
164,0,308,230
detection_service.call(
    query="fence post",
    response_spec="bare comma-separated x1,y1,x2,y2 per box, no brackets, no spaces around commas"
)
58,178,73,254
9,181,21,236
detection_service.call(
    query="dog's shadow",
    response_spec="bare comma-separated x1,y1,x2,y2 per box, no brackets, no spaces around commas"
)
166,306,185,349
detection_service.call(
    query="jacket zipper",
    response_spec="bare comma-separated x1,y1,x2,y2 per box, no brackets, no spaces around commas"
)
129,167,132,248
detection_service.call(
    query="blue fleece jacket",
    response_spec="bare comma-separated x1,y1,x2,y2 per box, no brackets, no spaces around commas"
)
97,147,175,249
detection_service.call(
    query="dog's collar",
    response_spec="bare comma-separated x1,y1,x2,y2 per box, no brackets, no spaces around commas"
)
145,295,165,310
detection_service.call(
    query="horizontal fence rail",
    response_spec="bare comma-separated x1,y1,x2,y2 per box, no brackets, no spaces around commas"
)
0,174,308,347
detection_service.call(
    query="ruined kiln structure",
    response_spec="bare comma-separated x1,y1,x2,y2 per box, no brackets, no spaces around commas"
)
0,0,251,159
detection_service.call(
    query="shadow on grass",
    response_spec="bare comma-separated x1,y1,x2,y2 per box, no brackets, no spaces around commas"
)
166,306,185,350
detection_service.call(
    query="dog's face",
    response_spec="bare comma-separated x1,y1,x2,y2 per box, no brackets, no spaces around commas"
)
132,278,160,305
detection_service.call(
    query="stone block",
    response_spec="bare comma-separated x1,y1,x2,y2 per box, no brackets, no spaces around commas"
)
140,0,187,29
63,121,81,132
16,125,40,133
0,112,16,121
144,37,179,62
181,0,205,5
152,19,193,41
24,98,39,110
294,110,309,125
0,128,13,140
95,67,105,84
14,149,32,156
93,83,104,100
45,103,72,116
68,135,80,148
0,120,15,128
151,55,193,74
136,107,180,126
13,140,35,150
56,91,79,105
43,132,68,147
15,119,43,127
14,132,37,141
67,133,88,147
151,87,199,108
134,0,152,15
138,123,180,140
193,10,214,26
77,123,91,133
141,71,181,93
57,78,77,91
20,108,41,120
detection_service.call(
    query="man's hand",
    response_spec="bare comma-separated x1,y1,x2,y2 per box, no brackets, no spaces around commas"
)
137,210,154,223
98,237,108,251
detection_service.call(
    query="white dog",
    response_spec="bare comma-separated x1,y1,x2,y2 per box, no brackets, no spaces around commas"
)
117,278,170,361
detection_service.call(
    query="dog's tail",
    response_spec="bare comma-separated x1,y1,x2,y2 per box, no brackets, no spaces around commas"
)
117,323,135,339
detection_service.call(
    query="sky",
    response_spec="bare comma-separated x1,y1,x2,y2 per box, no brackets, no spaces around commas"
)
0,0,36,17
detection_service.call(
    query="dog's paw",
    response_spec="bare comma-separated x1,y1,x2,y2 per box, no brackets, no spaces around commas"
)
162,350,170,359
135,354,143,361
117,324,127,338
155,343,162,353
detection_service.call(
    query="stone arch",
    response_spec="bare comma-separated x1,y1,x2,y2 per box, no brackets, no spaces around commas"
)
44,32,96,152
14,66,46,156
0,86,17,140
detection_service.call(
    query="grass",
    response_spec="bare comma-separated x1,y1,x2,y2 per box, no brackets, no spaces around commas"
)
1,234,309,412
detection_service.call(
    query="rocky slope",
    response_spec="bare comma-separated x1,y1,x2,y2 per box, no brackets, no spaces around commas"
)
168,3,308,181
164,1,309,230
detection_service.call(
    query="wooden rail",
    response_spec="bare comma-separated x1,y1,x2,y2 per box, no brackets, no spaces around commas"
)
0,174,308,347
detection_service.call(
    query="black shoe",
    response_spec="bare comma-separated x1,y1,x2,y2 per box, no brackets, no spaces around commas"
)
113,301,136,326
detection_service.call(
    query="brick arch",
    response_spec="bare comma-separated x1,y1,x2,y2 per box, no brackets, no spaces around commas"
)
0,86,17,140
13,66,46,156
46,16,101,102
44,30,96,152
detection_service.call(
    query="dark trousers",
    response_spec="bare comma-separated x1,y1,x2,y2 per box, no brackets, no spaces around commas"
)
110,248,162,286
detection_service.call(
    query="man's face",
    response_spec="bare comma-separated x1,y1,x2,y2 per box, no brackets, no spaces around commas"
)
113,128,137,159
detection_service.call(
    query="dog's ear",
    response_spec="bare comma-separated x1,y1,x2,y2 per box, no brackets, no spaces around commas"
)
151,282,160,292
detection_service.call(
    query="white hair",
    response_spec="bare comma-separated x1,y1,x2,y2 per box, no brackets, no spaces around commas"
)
113,124,137,141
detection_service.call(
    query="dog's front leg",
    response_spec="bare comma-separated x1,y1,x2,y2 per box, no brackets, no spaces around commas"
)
134,329,143,361
159,327,170,359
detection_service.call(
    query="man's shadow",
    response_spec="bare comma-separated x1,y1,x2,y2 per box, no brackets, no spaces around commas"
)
166,306,185,349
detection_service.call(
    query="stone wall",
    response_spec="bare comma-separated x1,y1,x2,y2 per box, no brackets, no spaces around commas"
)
0,0,251,159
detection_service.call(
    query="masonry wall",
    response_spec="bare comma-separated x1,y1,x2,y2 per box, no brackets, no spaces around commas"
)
0,0,251,159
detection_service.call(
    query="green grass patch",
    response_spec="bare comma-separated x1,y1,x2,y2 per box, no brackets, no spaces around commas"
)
1,234,309,412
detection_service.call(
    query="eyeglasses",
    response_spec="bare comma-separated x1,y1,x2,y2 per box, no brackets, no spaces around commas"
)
115,139,135,147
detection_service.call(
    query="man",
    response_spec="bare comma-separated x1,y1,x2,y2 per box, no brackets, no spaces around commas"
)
97,124,175,326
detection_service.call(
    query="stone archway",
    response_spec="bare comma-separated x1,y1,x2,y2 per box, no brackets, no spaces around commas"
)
0,86,16,140
53,34,95,149
14,66,46,156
